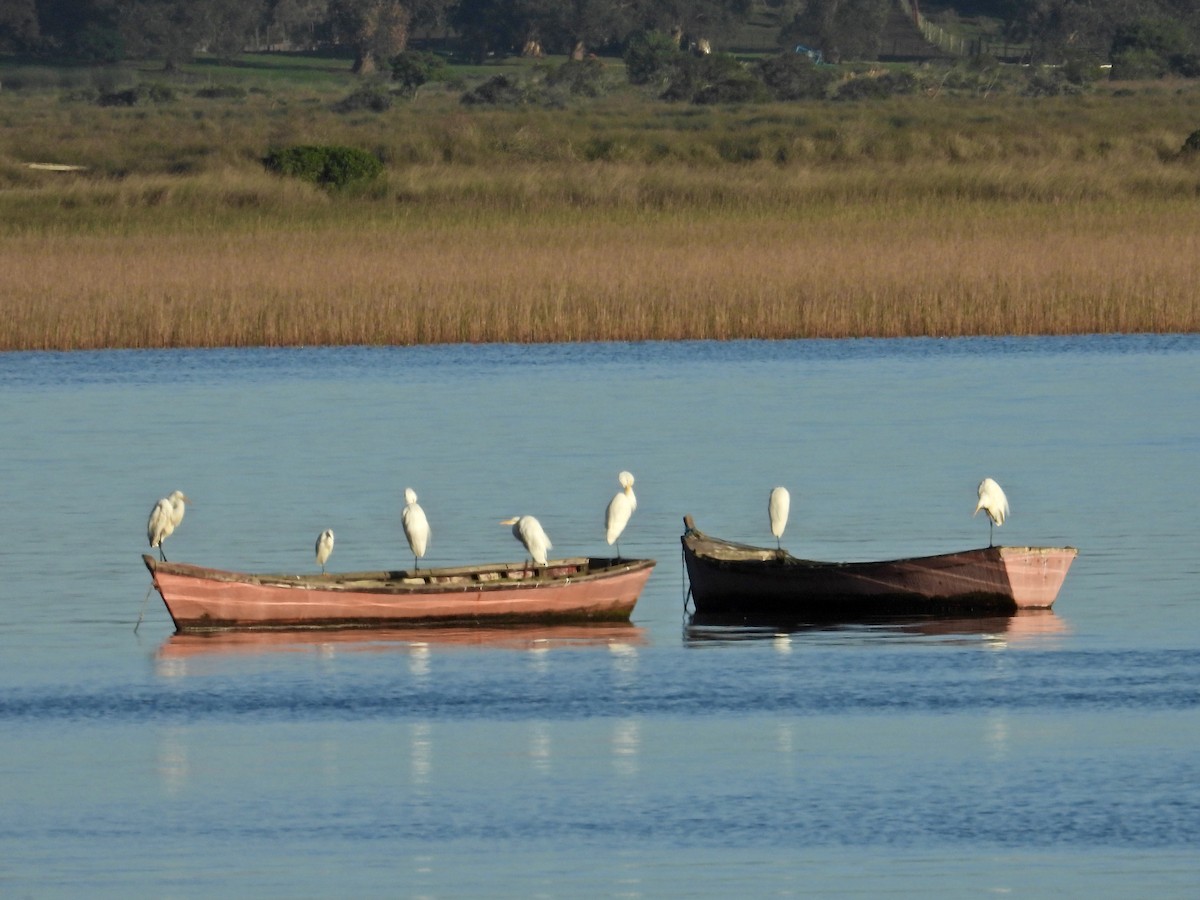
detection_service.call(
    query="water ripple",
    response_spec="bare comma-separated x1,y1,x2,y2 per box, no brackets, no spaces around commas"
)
4,647,1199,724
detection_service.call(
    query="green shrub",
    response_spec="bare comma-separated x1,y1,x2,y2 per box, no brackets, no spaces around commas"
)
582,136,632,161
333,85,393,113
71,24,124,64
195,85,247,100
1110,47,1168,80
1111,18,1191,60
662,53,768,104
390,51,446,97
624,31,682,86
1061,52,1105,85
461,74,528,106
545,58,612,98
833,71,917,101
716,135,764,162
96,88,133,107
96,83,175,106
1022,67,1084,97
1172,53,1200,78
1109,17,1199,78
755,53,834,101
144,83,175,103
262,145,383,188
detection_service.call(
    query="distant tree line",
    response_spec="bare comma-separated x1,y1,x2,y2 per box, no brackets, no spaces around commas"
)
1,0,1198,76
997,0,1200,73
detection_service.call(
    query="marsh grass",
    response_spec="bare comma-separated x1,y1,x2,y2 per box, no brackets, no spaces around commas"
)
2,65,1200,348
4,181,1197,349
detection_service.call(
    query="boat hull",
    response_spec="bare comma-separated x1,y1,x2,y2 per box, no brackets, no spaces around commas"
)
681,518,1075,617
144,555,655,632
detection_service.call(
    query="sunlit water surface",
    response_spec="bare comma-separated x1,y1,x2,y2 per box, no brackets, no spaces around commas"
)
2,337,1198,897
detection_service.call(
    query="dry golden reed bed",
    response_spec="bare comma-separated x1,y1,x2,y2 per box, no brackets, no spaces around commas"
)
3,84,1200,349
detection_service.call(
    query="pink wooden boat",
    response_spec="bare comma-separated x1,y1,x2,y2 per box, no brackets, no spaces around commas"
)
143,554,655,632
681,515,1076,617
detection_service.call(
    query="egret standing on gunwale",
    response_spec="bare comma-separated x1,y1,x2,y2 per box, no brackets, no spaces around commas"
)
501,515,552,567
604,470,637,559
768,486,790,549
147,490,189,561
402,488,430,571
315,528,334,574
974,477,1009,547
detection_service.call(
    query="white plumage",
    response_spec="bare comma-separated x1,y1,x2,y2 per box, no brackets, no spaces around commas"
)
315,528,335,574
604,470,637,557
974,477,1009,546
501,515,552,566
147,490,189,561
768,486,790,548
401,487,430,570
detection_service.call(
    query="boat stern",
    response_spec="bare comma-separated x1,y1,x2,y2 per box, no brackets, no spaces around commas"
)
999,546,1078,608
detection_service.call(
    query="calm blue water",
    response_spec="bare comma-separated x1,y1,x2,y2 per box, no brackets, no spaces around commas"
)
2,336,1199,897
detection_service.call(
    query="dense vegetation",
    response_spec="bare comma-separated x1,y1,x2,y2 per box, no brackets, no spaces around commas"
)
3,0,1200,350
3,0,1200,73
1,42,1198,350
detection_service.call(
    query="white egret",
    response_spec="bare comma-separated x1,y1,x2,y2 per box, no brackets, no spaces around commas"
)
501,515,552,567
974,477,1009,547
401,487,430,571
315,528,335,574
768,486,790,549
604,470,637,559
168,491,187,530
147,490,189,561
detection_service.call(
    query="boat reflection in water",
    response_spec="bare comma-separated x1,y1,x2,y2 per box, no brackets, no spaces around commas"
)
155,623,648,676
683,609,1069,648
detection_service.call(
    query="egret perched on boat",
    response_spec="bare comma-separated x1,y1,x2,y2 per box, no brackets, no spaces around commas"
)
604,470,637,559
974,477,1009,547
315,528,335,574
147,490,189,561
501,515,552,567
768,486,790,549
401,487,430,571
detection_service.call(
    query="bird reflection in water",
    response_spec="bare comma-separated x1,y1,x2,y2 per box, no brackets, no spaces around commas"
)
526,640,552,675
607,642,639,687
156,624,649,672
611,719,640,777
985,714,1010,764
776,720,795,756
407,642,431,679
684,610,1068,647
156,726,190,796
529,721,552,775
409,721,433,787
